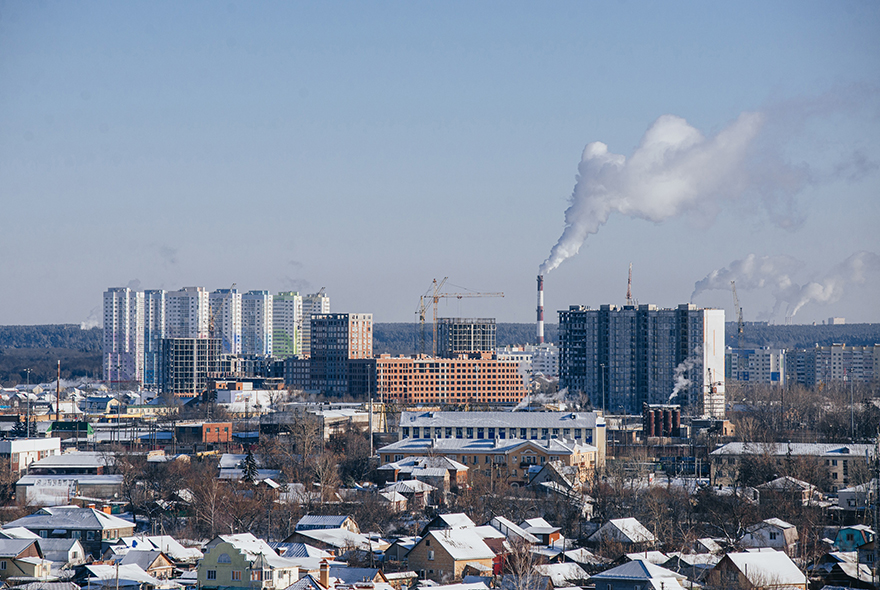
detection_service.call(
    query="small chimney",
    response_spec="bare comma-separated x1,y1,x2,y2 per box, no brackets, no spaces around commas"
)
87,503,96,510
102,505,112,515
319,559,330,588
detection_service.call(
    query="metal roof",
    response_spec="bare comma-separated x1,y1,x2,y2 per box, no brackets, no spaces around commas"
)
401,411,603,429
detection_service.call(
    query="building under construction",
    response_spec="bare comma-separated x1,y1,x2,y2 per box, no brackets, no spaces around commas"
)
436,318,496,358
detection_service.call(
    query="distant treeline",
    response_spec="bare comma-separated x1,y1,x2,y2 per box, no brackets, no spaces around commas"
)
0,325,102,351
730,322,880,349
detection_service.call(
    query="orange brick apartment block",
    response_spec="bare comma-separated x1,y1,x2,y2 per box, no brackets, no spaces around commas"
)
375,353,528,405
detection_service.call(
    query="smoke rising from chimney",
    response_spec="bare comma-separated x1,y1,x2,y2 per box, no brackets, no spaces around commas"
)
538,111,812,275
692,250,880,319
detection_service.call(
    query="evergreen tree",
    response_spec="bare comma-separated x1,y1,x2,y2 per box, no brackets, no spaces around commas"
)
241,449,259,484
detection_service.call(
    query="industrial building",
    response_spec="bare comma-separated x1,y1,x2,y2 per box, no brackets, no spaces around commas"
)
558,303,725,418
436,318,496,358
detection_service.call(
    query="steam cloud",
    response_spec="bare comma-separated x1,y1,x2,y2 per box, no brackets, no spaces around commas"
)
692,251,880,319
669,352,699,403
538,111,809,274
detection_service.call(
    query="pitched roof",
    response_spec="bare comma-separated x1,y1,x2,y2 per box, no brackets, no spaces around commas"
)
400,411,603,429
428,529,495,561
711,442,874,458
269,542,332,559
296,515,353,530
722,550,806,586
0,538,39,559
533,563,589,586
3,507,134,532
590,560,685,581
488,517,539,544
588,518,655,544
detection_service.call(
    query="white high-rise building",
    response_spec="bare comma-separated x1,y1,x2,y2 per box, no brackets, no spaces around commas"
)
143,289,166,386
210,289,242,354
273,292,303,358
103,287,144,384
301,290,330,357
166,287,209,339
242,290,273,356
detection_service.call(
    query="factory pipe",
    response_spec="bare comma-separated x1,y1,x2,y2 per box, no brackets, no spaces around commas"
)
536,275,545,344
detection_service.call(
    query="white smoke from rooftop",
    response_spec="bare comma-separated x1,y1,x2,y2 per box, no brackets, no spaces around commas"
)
669,354,698,403
540,111,775,275
692,250,880,320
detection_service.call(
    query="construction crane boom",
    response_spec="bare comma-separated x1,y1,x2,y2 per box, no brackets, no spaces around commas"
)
731,280,744,349
417,278,504,356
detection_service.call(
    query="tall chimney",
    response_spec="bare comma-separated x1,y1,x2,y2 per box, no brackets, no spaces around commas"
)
536,275,545,345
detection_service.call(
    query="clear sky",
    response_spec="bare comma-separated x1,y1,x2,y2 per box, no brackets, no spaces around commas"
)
2,1,879,327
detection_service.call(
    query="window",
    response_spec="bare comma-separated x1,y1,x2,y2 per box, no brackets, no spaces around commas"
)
207,571,216,580
86,531,95,541
425,539,431,546
1,561,6,570
769,532,777,540
218,554,232,564
428,550,435,561
231,571,242,581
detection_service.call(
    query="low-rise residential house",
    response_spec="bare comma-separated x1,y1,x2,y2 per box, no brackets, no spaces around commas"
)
406,529,496,582
283,529,382,556
708,550,807,590
533,563,589,587
756,477,821,507
838,480,876,515
37,538,87,568
686,538,723,554
378,457,468,491
588,518,656,550
384,537,421,563
26,451,110,476
834,525,875,552
2,506,135,558
378,437,599,488
0,438,61,475
110,551,175,579
588,559,687,590
83,396,122,416
108,535,203,567
268,543,332,560
198,533,300,590
741,519,799,557
487,517,539,545
295,516,360,534
824,561,875,589
421,514,477,536
85,563,162,590
0,538,51,582
520,518,562,547
379,490,408,512
661,553,719,583
858,538,875,570
381,480,436,508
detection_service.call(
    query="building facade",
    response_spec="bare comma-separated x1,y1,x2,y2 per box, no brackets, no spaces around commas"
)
309,313,372,395
273,291,303,358
373,354,529,405
559,303,725,418
210,289,242,355
142,289,166,386
102,287,144,384
300,290,330,357
436,318,496,358
242,290,273,356
398,410,605,465
166,287,210,339
726,347,786,386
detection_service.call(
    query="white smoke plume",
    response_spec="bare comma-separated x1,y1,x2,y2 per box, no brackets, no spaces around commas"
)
512,387,570,412
691,254,802,302
540,112,777,274
692,250,880,319
80,307,101,330
669,355,698,403
788,251,880,317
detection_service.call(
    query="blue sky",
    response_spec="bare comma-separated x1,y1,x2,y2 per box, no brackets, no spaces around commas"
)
2,1,879,327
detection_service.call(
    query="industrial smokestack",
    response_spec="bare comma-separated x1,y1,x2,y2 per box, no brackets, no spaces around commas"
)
536,275,544,344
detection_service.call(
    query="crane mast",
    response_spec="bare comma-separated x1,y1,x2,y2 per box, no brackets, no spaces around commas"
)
731,280,744,349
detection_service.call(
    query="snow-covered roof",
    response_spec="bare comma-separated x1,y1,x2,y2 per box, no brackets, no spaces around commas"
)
711,442,874,458
588,518,655,544
382,480,436,494
625,551,668,565
295,515,353,530
723,550,806,586
590,560,685,581
401,411,603,429
428,529,495,561
534,563,588,586
488,516,539,544
4,506,134,532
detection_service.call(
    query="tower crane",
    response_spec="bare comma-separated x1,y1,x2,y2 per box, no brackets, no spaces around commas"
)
626,262,633,306
731,280,744,349
417,278,504,356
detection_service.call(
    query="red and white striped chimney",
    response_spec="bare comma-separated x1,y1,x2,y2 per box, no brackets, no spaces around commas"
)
536,274,544,344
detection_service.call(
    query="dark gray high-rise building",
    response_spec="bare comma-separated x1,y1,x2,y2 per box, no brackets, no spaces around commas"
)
160,338,220,396
436,318,496,358
559,303,725,417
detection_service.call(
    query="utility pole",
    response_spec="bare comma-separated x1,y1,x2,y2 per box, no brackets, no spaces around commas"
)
55,360,61,422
